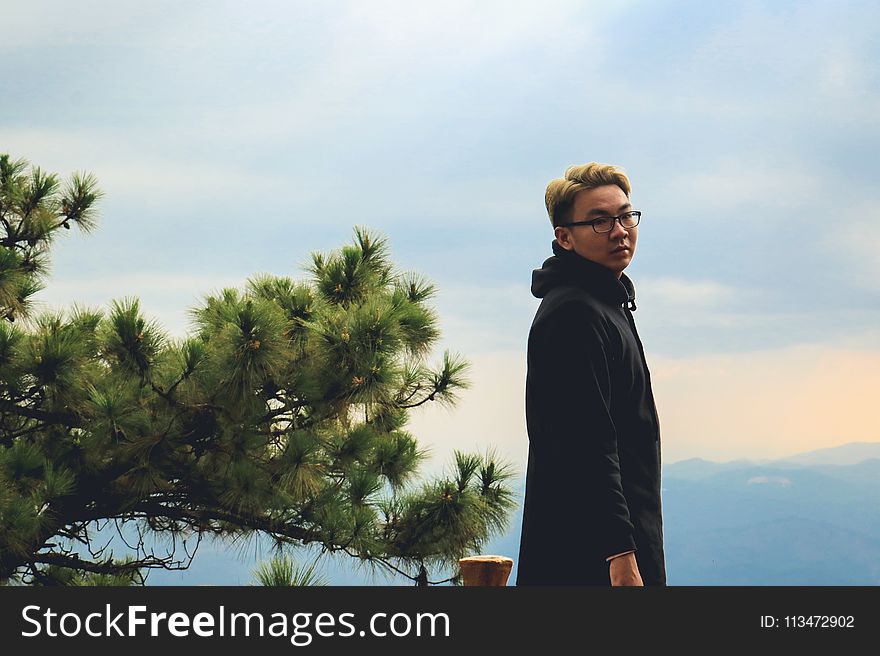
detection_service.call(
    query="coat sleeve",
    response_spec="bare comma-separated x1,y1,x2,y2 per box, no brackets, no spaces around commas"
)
528,300,637,559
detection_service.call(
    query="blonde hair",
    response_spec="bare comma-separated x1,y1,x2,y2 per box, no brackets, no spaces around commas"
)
544,162,631,227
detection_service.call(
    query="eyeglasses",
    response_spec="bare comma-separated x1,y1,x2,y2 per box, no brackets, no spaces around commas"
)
560,210,641,233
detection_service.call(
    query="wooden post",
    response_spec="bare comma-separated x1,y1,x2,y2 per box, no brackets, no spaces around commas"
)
458,555,514,586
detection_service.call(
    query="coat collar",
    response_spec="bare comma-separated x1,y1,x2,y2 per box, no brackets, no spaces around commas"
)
539,239,637,310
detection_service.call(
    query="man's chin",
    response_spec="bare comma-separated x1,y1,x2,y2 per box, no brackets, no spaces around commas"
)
598,259,628,276
573,250,630,275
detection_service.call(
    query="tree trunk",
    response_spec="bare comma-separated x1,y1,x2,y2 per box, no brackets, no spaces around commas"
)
458,555,513,586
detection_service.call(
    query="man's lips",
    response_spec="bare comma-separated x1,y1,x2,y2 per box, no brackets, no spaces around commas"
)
611,245,630,253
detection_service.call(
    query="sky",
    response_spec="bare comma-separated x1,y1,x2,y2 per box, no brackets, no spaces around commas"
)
2,0,879,481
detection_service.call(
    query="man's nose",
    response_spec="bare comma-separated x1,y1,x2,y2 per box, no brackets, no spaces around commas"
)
608,218,628,239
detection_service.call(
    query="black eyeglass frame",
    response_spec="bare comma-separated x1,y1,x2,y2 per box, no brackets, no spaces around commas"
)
559,210,641,233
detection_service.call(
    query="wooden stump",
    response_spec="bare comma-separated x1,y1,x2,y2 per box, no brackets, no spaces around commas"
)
458,555,514,586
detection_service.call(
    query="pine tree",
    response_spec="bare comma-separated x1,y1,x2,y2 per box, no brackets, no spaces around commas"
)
0,154,516,586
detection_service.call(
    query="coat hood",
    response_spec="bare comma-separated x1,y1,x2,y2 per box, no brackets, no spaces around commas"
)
531,239,637,310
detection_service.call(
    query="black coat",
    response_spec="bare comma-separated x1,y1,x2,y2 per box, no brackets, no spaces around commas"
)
516,240,666,586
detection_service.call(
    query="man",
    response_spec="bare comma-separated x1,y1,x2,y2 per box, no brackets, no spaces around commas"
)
516,162,666,586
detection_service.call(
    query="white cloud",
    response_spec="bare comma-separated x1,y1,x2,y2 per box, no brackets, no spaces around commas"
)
35,272,244,300
822,200,880,289
655,158,826,216
0,129,295,207
332,0,596,67
159,1,617,146
631,278,776,340
590,2,880,136
747,476,792,487
818,45,868,96
427,282,538,354
637,277,740,307
671,1,879,124
0,1,170,49
32,272,246,338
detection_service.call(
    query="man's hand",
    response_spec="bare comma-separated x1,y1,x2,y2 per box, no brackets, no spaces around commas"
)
609,551,644,586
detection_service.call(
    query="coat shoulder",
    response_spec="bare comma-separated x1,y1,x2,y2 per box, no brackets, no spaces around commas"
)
531,286,606,336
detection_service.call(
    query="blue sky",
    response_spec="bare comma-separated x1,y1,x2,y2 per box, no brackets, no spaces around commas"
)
2,0,879,473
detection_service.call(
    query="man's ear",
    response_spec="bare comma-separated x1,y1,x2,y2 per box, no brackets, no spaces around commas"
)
554,226,574,251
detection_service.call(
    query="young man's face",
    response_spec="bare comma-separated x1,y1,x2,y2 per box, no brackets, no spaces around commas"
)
554,184,638,278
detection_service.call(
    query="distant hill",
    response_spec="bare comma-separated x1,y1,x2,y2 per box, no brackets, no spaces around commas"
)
664,441,880,477
663,457,759,480
661,457,880,585
769,441,880,467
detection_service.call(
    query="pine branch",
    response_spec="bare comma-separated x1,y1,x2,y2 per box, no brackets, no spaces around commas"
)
0,397,80,426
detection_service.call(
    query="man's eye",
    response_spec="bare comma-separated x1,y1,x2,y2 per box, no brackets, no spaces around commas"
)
593,217,613,226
